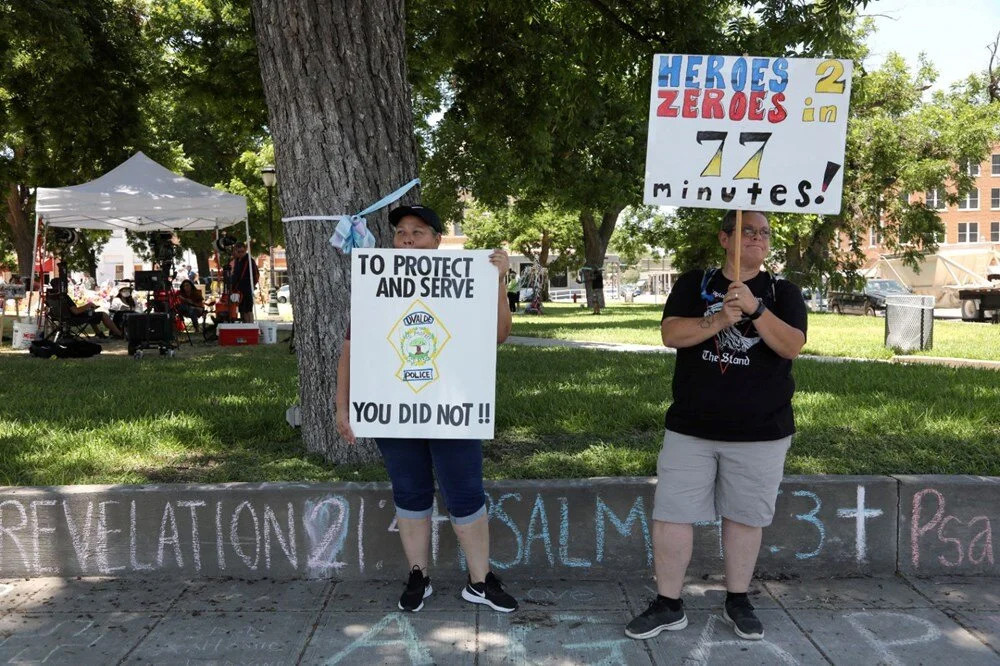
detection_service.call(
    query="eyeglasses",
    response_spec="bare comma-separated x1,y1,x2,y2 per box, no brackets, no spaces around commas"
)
734,226,771,239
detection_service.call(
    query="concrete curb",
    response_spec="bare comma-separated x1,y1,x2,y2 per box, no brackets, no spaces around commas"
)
1,475,996,579
892,355,1000,371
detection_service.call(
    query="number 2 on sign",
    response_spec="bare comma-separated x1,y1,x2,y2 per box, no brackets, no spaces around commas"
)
697,131,773,180
815,59,846,94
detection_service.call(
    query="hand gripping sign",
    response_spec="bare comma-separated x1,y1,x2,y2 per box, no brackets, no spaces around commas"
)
349,249,499,439
643,54,853,216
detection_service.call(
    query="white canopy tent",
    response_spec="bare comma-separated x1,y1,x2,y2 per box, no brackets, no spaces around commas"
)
30,152,253,314
36,151,247,231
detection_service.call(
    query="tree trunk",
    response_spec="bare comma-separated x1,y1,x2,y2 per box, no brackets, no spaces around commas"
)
194,246,211,283
538,230,550,300
5,183,34,277
252,0,419,464
580,208,622,308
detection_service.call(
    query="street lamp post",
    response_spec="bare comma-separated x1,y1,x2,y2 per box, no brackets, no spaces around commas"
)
261,165,279,316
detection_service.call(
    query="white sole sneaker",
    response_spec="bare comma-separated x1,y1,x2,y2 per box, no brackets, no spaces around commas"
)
461,585,516,613
624,614,688,639
398,583,433,612
722,607,763,640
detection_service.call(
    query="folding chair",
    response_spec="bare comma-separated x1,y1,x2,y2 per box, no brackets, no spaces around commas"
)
44,292,94,342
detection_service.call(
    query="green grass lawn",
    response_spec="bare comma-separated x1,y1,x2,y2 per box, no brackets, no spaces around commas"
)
1,343,998,485
511,302,1000,361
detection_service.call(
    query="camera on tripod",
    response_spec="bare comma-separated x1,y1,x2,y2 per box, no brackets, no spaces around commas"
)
213,234,238,257
52,228,79,246
150,232,177,267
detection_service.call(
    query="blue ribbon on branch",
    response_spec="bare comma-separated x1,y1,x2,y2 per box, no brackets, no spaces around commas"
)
281,178,420,254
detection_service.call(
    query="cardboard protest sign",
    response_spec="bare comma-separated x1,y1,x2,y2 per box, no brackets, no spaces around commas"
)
349,249,499,439
1,284,26,299
644,54,853,214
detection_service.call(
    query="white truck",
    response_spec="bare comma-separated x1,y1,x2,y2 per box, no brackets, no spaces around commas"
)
958,273,1000,322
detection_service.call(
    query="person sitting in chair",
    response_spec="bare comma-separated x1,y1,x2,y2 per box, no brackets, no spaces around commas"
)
177,279,206,331
109,286,138,330
60,291,123,338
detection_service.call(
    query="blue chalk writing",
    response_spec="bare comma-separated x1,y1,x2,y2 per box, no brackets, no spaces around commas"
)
559,497,591,568
487,492,523,570
792,490,825,560
304,495,349,571
595,496,652,566
327,612,432,665
524,494,555,566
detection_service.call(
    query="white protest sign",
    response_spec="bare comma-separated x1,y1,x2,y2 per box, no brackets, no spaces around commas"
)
644,54,852,214
350,249,499,439
1,284,26,299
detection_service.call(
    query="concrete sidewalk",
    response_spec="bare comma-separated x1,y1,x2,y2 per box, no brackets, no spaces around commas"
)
2,574,998,664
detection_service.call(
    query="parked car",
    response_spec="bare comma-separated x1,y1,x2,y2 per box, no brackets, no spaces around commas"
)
276,284,290,304
801,288,827,312
827,279,910,316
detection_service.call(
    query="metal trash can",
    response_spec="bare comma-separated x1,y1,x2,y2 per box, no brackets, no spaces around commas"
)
885,295,934,352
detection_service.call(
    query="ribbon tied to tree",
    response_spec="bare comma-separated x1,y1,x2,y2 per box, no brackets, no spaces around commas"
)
282,178,420,254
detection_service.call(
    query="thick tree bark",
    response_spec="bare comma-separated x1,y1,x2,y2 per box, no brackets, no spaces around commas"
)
5,183,34,277
580,208,622,307
194,247,211,282
252,0,419,464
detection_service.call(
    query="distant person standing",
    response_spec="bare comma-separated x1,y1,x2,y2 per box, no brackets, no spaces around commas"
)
228,242,259,323
506,272,519,313
591,267,604,315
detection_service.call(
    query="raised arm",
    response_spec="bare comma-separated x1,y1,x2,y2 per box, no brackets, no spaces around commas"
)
661,301,742,348
490,249,512,343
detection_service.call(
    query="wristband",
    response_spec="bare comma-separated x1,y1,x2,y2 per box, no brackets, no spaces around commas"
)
748,301,766,321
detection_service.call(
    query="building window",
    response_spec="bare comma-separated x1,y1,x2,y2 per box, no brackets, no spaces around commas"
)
549,270,568,288
925,188,945,209
958,188,979,210
962,158,981,177
958,222,979,243
993,154,1000,176
868,226,883,247
992,221,1000,243
452,221,463,236
992,188,1000,210
898,190,909,206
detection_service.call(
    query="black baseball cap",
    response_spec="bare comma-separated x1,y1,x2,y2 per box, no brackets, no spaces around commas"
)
388,205,443,233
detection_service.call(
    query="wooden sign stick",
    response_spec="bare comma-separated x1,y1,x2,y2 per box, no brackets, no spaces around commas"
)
733,209,742,280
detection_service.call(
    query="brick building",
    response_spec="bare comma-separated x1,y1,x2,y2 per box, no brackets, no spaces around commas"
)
862,144,1000,305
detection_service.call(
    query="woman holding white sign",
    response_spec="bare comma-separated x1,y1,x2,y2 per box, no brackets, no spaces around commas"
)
335,204,517,613
625,209,807,642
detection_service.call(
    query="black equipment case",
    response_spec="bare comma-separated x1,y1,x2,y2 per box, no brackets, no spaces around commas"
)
126,313,175,356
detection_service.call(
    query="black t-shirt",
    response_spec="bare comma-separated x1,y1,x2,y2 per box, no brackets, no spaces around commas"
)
661,268,807,442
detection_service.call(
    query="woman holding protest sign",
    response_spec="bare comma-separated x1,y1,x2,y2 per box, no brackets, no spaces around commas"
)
625,209,806,642
335,204,517,613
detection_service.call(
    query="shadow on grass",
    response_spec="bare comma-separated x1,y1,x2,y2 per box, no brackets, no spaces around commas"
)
2,342,998,483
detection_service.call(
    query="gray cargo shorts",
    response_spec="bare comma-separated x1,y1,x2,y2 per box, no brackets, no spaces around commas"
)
653,429,791,527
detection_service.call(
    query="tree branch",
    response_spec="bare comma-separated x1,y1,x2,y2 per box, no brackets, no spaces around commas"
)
988,29,1000,102
583,0,669,49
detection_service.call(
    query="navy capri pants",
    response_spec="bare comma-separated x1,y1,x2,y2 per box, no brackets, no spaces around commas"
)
375,438,487,525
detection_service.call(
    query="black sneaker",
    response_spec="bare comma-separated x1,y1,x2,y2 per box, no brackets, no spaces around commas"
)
625,597,687,639
398,565,432,612
461,571,517,612
722,595,763,640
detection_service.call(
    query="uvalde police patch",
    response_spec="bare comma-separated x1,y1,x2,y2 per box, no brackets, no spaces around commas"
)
389,300,451,393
